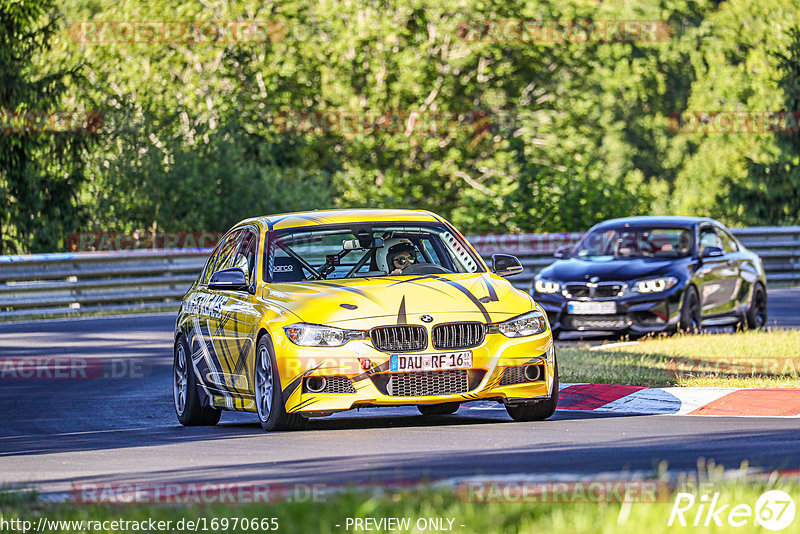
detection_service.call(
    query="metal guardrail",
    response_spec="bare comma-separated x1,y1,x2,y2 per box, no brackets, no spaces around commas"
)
1,227,798,320
0,249,209,319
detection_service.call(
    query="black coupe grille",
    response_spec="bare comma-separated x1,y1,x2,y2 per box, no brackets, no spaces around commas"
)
567,315,628,330
564,283,624,299
565,284,591,298
596,284,624,298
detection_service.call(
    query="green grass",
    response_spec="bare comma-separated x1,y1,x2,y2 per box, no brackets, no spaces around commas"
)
1,478,797,533
560,329,800,387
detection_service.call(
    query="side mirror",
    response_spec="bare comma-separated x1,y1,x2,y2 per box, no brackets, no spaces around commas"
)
554,246,571,259
209,267,251,292
701,246,724,258
492,254,524,277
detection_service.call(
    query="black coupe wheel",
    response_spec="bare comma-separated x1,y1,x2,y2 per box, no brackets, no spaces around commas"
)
173,336,221,426
417,402,461,416
505,358,559,422
745,284,768,330
254,335,307,432
678,285,701,334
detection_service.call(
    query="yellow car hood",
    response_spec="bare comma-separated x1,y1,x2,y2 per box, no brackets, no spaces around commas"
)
263,272,533,328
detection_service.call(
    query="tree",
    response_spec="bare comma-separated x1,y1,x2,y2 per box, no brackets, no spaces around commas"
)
0,0,94,253
730,27,800,225
667,0,800,225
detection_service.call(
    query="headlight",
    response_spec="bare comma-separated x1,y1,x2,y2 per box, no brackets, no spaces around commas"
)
534,278,561,294
284,323,365,347
494,310,548,338
634,277,678,293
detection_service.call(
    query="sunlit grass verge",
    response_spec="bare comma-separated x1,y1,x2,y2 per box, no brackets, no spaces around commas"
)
1,478,797,534
560,329,800,387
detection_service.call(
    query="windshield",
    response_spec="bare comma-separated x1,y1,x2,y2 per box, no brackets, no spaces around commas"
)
266,224,483,282
573,227,694,259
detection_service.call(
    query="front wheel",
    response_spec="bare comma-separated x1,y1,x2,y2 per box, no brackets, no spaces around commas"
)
417,402,460,416
505,359,559,422
173,336,220,426
678,285,701,334
254,335,307,431
745,284,768,329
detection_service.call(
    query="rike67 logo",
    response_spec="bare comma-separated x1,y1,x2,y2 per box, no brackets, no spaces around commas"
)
669,490,796,531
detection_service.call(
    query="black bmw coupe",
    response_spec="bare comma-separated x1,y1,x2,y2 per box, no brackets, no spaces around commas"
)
532,216,768,337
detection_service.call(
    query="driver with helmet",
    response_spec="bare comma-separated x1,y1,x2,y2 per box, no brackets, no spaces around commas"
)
377,239,419,275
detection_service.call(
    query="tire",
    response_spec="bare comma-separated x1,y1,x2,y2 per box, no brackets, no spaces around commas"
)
417,402,461,416
678,285,701,334
745,284,768,330
505,358,559,422
254,335,307,431
173,336,221,426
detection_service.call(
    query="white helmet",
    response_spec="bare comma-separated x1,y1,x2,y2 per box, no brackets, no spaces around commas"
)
375,238,417,273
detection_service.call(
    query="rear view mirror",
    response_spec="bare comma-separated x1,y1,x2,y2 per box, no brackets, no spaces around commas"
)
343,237,384,250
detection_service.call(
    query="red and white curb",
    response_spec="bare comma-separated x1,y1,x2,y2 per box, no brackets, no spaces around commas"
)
467,384,800,417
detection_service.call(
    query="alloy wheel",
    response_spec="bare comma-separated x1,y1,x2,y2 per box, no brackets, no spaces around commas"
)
173,343,188,415
256,345,274,422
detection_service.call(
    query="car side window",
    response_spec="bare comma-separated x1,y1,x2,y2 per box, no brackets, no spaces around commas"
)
699,227,723,254
201,242,224,285
212,230,245,275
718,228,739,253
236,229,258,285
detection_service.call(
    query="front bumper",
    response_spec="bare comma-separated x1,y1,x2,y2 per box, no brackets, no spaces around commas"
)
274,330,556,415
533,286,683,333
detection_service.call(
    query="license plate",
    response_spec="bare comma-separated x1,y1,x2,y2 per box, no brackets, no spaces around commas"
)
567,301,617,315
390,351,472,372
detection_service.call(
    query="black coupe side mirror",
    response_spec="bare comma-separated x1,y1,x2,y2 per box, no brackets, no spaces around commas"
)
492,254,524,277
554,246,571,259
209,267,252,292
701,246,724,258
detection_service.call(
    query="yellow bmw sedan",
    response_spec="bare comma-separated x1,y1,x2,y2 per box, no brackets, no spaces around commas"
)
173,209,558,431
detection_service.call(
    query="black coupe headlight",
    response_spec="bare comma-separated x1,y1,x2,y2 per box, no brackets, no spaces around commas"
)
633,277,679,293
534,278,561,294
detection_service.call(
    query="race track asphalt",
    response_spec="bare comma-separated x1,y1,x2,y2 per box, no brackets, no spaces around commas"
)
1,289,798,497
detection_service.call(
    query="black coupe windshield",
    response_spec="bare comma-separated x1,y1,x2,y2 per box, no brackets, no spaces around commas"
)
573,227,694,259
267,224,483,282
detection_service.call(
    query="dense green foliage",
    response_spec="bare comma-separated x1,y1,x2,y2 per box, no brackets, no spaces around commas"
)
2,0,799,253
0,0,95,253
